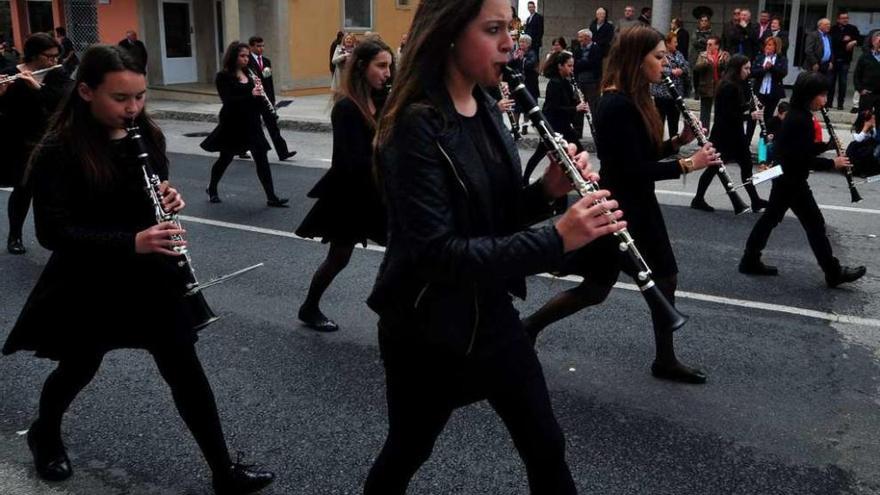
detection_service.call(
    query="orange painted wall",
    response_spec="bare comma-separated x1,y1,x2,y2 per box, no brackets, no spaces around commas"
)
97,0,140,44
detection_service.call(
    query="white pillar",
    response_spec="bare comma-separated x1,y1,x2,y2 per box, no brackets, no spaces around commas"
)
651,0,671,34
224,0,240,47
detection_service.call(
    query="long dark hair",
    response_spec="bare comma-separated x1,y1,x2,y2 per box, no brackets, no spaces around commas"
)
601,25,664,149
852,108,874,134
542,50,572,79
221,41,249,74
23,33,60,63
722,54,750,83
376,0,490,149
337,38,395,128
790,72,829,110
28,45,165,188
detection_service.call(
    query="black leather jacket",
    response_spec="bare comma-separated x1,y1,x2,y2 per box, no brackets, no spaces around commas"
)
369,86,564,355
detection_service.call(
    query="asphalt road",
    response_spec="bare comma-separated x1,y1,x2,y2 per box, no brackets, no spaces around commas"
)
0,120,878,495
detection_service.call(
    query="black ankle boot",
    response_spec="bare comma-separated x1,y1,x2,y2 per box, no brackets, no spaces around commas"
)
298,304,339,332
826,265,866,288
206,187,221,203
690,197,715,212
266,196,289,208
27,421,72,482
651,360,707,384
213,457,275,495
7,236,26,255
739,255,778,276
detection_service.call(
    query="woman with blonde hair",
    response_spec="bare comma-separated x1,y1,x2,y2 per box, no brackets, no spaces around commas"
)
331,33,357,90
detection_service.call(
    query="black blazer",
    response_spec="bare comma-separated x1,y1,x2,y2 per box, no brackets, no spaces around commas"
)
572,43,602,84
589,20,614,59
524,13,544,48
247,54,276,104
543,77,580,140
709,79,751,161
675,28,691,60
368,87,564,355
751,53,788,100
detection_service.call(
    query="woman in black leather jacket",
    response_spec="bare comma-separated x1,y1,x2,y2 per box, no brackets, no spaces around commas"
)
363,0,625,493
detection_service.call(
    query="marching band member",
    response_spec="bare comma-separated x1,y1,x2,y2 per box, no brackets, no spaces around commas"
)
1,45,274,495
295,39,394,332
201,41,289,207
363,0,625,492
739,72,866,287
522,25,717,384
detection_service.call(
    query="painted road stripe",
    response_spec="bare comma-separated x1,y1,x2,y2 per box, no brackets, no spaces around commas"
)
179,215,880,329
655,189,880,216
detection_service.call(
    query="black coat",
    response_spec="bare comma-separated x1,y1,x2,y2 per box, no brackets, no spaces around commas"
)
200,71,270,154
675,28,691,61
524,13,544,49
751,54,788,100
572,42,602,84
2,135,198,360
710,79,751,162
830,24,861,64
853,51,880,94
523,48,540,99
0,66,69,186
777,108,834,183
296,96,386,245
247,54,276,105
368,87,564,356
543,77,579,139
589,20,614,60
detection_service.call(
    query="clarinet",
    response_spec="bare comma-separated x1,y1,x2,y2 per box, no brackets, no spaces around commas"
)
503,66,687,333
247,68,278,119
819,107,862,203
126,122,263,330
662,75,751,215
747,79,771,167
498,82,522,140
569,76,596,137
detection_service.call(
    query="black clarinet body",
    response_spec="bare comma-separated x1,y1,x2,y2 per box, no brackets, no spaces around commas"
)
126,122,220,330
498,82,522,140
662,75,751,215
819,107,862,203
569,77,596,137
504,66,687,333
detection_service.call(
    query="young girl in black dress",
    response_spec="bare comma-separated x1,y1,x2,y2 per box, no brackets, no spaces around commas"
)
1,33,68,255
2,45,274,495
522,50,588,185
295,39,394,332
202,41,288,207
522,25,719,384
363,0,626,492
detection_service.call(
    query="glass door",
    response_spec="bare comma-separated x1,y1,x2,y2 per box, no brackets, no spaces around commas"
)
159,0,197,84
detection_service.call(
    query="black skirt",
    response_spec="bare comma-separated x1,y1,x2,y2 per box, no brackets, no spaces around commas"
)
295,170,386,246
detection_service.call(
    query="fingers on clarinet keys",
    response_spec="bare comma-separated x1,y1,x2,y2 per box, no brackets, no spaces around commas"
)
136,221,186,256
556,192,625,253
833,156,851,170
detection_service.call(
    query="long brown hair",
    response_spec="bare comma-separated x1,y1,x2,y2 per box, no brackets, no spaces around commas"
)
221,41,249,74
337,38,395,128
28,45,165,188
375,0,487,149
601,25,664,149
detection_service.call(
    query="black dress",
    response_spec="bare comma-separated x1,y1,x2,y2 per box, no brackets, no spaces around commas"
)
2,135,199,360
564,91,682,281
296,96,386,246
200,71,270,155
709,79,751,165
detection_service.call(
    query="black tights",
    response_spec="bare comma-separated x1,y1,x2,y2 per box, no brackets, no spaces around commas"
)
208,150,278,201
7,184,32,240
36,344,231,474
693,156,763,206
522,274,682,364
302,242,355,311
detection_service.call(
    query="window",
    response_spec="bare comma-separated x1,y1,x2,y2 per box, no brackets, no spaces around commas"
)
396,0,411,8
343,0,372,30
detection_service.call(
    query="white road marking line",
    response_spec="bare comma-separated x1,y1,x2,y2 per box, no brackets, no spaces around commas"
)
180,215,880,328
655,189,880,216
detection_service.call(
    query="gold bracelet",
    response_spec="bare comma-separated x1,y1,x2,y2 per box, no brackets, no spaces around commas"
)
679,158,694,174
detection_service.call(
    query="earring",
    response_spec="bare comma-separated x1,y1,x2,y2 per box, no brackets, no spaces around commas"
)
450,42,455,49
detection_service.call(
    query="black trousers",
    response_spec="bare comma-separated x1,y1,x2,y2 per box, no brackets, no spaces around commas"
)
744,178,839,273
209,149,278,200
694,148,757,204
6,184,31,240
364,331,576,495
35,343,232,474
655,98,681,139
260,108,291,159
828,61,850,109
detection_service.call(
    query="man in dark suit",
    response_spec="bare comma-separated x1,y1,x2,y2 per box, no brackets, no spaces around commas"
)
829,11,862,110
248,36,296,161
523,1,544,52
854,31,880,112
118,31,147,71
802,18,833,80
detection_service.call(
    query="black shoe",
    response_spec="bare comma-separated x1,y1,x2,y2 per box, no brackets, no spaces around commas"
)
690,197,715,212
206,188,221,203
7,237,26,255
278,151,297,161
213,457,275,495
850,107,859,114
837,105,844,111
826,265,866,288
266,197,289,208
751,198,770,213
27,422,72,482
298,305,339,332
238,152,251,159
739,257,779,276
651,361,707,384
521,125,529,135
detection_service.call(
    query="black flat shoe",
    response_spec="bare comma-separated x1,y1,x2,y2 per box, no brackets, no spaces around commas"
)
266,197,289,208
206,188,221,203
739,257,779,276
751,198,770,213
651,361,707,384
213,458,275,495
826,265,866,288
279,151,297,161
27,423,72,482
298,305,339,332
690,198,715,212
7,237,26,255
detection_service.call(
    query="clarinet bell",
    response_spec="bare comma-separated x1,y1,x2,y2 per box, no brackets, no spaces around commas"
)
850,186,863,204
181,290,221,331
728,190,751,215
642,283,688,333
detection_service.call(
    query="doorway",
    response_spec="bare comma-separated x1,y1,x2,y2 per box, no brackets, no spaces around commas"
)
159,0,197,84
